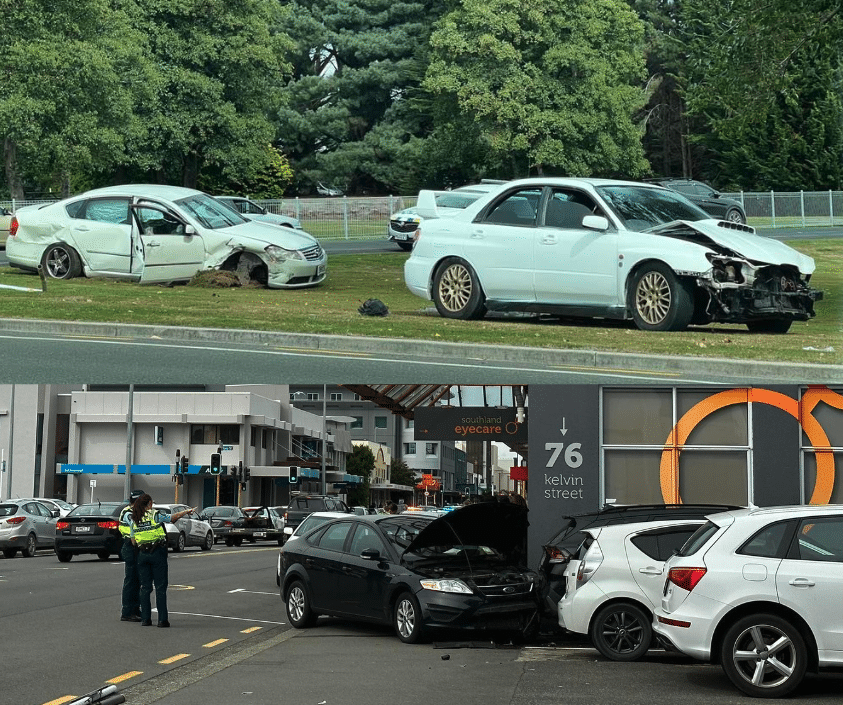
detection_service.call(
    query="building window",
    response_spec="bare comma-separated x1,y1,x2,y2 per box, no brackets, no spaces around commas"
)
406,419,414,429
307,393,319,401
250,427,257,447
375,416,388,429
404,443,417,455
426,443,438,456
191,424,240,445
351,416,363,429
330,393,342,401
262,428,269,449
802,386,843,504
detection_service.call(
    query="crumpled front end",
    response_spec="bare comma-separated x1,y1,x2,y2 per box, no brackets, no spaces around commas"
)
697,255,822,324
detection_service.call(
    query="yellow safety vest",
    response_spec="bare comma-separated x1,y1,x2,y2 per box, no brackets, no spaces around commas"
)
132,509,167,546
119,505,133,539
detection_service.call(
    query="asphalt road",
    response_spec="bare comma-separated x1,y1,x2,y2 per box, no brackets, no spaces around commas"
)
4,545,842,705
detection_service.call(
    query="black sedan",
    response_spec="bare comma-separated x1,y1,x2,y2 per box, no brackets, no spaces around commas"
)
199,506,248,546
279,501,540,643
55,502,126,562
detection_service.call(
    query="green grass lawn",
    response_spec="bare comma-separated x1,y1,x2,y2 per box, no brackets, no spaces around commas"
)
1,239,840,365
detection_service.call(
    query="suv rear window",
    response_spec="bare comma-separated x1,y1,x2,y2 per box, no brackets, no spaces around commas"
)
677,521,720,557
630,525,702,561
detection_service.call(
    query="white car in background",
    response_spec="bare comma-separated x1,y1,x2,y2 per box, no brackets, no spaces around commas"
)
558,518,706,661
15,497,76,518
154,503,214,552
404,178,821,333
6,184,326,288
654,505,843,697
0,206,12,246
214,195,304,231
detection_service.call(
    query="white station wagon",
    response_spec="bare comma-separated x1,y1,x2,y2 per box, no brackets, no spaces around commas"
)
404,178,821,333
6,184,326,288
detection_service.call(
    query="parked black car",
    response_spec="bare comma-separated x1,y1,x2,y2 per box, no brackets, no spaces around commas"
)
279,501,540,643
54,501,125,562
653,179,747,224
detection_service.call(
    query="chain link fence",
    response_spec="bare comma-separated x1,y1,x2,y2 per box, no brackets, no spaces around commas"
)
3,191,841,241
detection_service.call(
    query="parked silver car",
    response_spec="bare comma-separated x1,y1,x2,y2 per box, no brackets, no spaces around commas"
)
214,196,304,231
0,500,58,557
154,503,214,552
6,184,327,288
15,497,76,517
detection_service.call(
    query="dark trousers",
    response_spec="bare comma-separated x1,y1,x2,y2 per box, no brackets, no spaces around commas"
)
121,539,140,618
137,544,169,623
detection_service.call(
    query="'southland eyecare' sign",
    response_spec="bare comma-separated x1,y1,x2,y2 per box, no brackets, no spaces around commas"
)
414,407,527,442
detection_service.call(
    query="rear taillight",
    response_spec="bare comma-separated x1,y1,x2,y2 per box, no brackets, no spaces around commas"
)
545,546,570,563
668,567,707,592
97,520,119,529
9,216,18,238
56,521,69,530
223,520,233,527
576,542,604,584
5,516,26,525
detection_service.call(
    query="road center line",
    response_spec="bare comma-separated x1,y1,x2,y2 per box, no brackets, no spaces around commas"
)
159,654,190,665
107,671,143,684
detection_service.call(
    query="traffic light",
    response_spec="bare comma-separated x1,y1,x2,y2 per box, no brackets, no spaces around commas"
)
177,473,184,485
244,466,251,483
237,461,244,482
181,455,189,474
240,482,247,491
289,466,298,484
210,453,222,475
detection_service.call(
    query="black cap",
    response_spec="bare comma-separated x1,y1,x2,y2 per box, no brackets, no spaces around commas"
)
128,489,144,501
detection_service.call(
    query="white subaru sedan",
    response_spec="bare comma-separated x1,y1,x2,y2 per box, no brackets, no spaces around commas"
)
6,185,326,288
404,178,821,333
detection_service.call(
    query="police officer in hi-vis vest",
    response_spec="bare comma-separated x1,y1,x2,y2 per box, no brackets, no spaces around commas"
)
119,489,145,622
129,493,196,627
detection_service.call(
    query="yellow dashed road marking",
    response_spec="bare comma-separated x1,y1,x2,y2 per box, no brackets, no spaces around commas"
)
203,638,229,648
107,671,143,684
241,626,262,634
42,697,76,705
159,654,191,665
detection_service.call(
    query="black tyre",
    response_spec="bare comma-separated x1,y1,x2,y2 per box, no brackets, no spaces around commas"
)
201,532,213,551
589,602,652,662
394,591,426,644
225,537,234,547
277,537,285,546
630,263,694,331
174,532,186,552
720,613,808,698
234,538,243,547
432,258,487,320
747,319,792,334
41,243,82,280
21,533,38,558
3,548,18,558
397,241,413,252
56,550,72,563
286,580,318,628
725,208,745,224
97,551,110,561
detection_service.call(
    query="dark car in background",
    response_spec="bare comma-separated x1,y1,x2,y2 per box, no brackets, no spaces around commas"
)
653,178,747,224
54,502,125,562
241,506,286,545
282,494,350,540
199,506,248,546
0,500,58,557
279,501,540,643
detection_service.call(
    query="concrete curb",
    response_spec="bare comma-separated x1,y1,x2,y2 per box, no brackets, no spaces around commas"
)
1,317,840,382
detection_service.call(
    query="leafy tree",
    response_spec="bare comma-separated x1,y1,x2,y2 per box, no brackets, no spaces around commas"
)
389,458,417,487
423,0,650,178
346,444,375,507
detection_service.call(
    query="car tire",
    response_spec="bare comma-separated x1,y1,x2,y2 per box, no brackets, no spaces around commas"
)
97,551,110,561
394,591,426,644
201,532,213,551
277,537,285,546
41,243,82,280
3,548,18,558
234,538,243,547
630,263,694,332
589,602,652,662
725,208,745,224
21,533,38,558
225,537,233,547
397,242,413,252
56,550,72,563
432,258,487,320
747,319,792,334
174,532,186,552
286,580,318,628
720,613,808,698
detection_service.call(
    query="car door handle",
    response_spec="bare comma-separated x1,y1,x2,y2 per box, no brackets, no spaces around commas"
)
73,225,91,232
788,578,815,587
639,567,662,575
540,236,557,245
471,230,484,239
342,566,353,574
145,241,161,248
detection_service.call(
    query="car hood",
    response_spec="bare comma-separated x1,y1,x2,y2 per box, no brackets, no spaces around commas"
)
403,502,529,563
214,220,318,251
648,220,815,273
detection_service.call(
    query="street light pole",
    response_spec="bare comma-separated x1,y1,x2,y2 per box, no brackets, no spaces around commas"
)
320,384,327,494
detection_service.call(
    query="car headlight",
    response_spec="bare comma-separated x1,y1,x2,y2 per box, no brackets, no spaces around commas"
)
265,245,304,263
419,579,473,594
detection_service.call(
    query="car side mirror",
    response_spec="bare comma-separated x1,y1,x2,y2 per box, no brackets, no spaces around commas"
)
361,548,381,561
582,215,609,232
51,509,60,518
184,224,196,235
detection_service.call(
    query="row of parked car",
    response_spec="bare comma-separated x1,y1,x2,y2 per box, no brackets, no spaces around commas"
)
275,501,843,699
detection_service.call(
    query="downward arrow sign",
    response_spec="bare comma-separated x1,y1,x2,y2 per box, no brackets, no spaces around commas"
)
561,418,568,436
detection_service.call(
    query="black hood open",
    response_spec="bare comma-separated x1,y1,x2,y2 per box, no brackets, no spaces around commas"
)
403,501,529,564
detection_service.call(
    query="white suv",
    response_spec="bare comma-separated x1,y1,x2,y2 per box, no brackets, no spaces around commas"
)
654,505,843,697
558,518,706,661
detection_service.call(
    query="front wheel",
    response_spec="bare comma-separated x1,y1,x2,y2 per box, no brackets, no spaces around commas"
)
720,613,808,698
21,533,38,558
201,532,213,551
432,259,486,320
396,241,413,252
42,243,82,280
173,532,186,552
747,320,792,334
286,580,318,628
589,602,652,661
394,592,426,644
725,208,745,224
630,263,694,331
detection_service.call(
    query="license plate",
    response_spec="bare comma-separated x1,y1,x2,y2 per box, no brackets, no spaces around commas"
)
396,233,408,240
317,264,326,276
74,525,92,533
254,531,266,537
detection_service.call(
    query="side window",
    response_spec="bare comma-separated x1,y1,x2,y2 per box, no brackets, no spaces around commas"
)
794,518,843,562
483,189,540,226
544,190,597,229
630,527,700,561
315,522,353,552
135,206,184,235
349,524,387,556
81,198,131,225
738,520,793,558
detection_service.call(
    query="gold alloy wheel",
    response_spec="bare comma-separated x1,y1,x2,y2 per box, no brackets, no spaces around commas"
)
635,270,672,325
437,263,473,313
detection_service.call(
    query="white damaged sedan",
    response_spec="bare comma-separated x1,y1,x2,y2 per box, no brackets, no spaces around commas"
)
404,178,822,333
6,184,326,288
